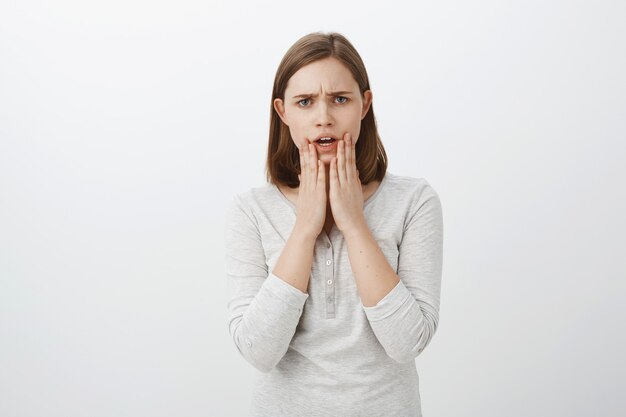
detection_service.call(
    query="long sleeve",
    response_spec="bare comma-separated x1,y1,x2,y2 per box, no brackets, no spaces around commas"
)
361,183,444,363
224,193,309,373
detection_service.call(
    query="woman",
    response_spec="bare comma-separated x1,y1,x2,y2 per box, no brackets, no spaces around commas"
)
225,31,444,417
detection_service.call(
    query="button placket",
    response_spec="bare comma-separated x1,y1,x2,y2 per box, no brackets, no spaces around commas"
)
324,238,335,319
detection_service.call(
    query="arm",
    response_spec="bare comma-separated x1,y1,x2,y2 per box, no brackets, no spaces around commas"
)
347,183,444,363
224,193,315,372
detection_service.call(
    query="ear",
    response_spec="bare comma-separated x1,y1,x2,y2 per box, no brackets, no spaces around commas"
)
361,90,373,120
273,98,289,126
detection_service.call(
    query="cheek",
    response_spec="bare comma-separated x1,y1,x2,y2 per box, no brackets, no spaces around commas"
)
287,127,304,148
294,130,306,147
342,109,363,128
293,137,307,150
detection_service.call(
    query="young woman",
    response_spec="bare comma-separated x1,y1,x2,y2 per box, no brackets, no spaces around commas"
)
225,31,444,417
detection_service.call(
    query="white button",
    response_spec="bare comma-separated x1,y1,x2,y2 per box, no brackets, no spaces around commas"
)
246,340,252,347
326,242,331,248
327,279,333,285
326,259,332,265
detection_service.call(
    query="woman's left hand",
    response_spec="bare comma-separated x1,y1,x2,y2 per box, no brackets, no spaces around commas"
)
329,132,367,235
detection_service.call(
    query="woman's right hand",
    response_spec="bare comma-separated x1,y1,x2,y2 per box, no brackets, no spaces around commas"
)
295,143,326,239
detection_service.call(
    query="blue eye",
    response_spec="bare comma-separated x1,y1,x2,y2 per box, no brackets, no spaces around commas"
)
297,96,349,107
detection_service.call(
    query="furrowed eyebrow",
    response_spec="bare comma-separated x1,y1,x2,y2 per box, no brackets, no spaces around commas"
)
292,91,353,99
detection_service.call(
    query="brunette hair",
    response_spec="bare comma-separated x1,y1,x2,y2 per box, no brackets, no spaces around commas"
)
265,31,388,188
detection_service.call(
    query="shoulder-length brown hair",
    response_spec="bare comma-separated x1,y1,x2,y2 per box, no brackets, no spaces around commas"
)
265,31,388,188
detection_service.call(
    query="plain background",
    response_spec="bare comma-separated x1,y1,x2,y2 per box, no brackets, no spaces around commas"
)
1,1,625,416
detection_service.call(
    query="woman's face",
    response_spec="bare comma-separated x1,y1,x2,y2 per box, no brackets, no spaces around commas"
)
274,57,372,165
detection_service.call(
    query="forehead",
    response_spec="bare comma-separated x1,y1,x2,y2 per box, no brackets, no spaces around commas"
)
285,57,358,94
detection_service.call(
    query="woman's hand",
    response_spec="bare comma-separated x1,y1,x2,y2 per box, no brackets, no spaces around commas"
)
294,143,326,239
329,132,366,235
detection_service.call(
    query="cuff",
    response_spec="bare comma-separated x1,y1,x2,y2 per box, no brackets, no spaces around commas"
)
361,279,413,322
263,271,310,311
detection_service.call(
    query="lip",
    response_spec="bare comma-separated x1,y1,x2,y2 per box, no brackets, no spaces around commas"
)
312,133,340,142
314,139,338,153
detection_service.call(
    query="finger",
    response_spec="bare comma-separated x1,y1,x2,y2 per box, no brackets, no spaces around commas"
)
330,156,338,190
350,133,358,181
309,144,319,185
305,144,314,191
337,136,346,186
300,145,307,190
317,159,325,190
308,144,316,178
345,133,356,184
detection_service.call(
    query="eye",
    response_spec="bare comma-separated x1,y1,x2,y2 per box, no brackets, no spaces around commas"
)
297,98,311,107
335,96,349,104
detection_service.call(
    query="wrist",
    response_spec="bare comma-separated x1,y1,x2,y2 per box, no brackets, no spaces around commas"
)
292,222,320,243
342,220,370,241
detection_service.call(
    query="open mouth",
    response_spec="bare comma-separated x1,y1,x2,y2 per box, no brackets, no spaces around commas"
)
315,137,337,146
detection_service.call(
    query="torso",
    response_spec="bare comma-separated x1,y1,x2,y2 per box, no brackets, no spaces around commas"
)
278,180,381,236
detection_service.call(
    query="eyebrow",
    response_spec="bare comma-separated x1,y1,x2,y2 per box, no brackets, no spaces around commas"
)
291,90,354,99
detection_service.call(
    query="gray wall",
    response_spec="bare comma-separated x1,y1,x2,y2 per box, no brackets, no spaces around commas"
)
1,0,624,416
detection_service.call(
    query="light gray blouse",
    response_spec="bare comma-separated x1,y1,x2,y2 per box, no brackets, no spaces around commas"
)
224,171,444,417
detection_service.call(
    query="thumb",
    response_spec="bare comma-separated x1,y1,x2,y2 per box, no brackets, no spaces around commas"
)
318,160,325,182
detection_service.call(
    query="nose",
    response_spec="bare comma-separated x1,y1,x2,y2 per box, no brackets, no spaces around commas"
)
315,101,334,127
